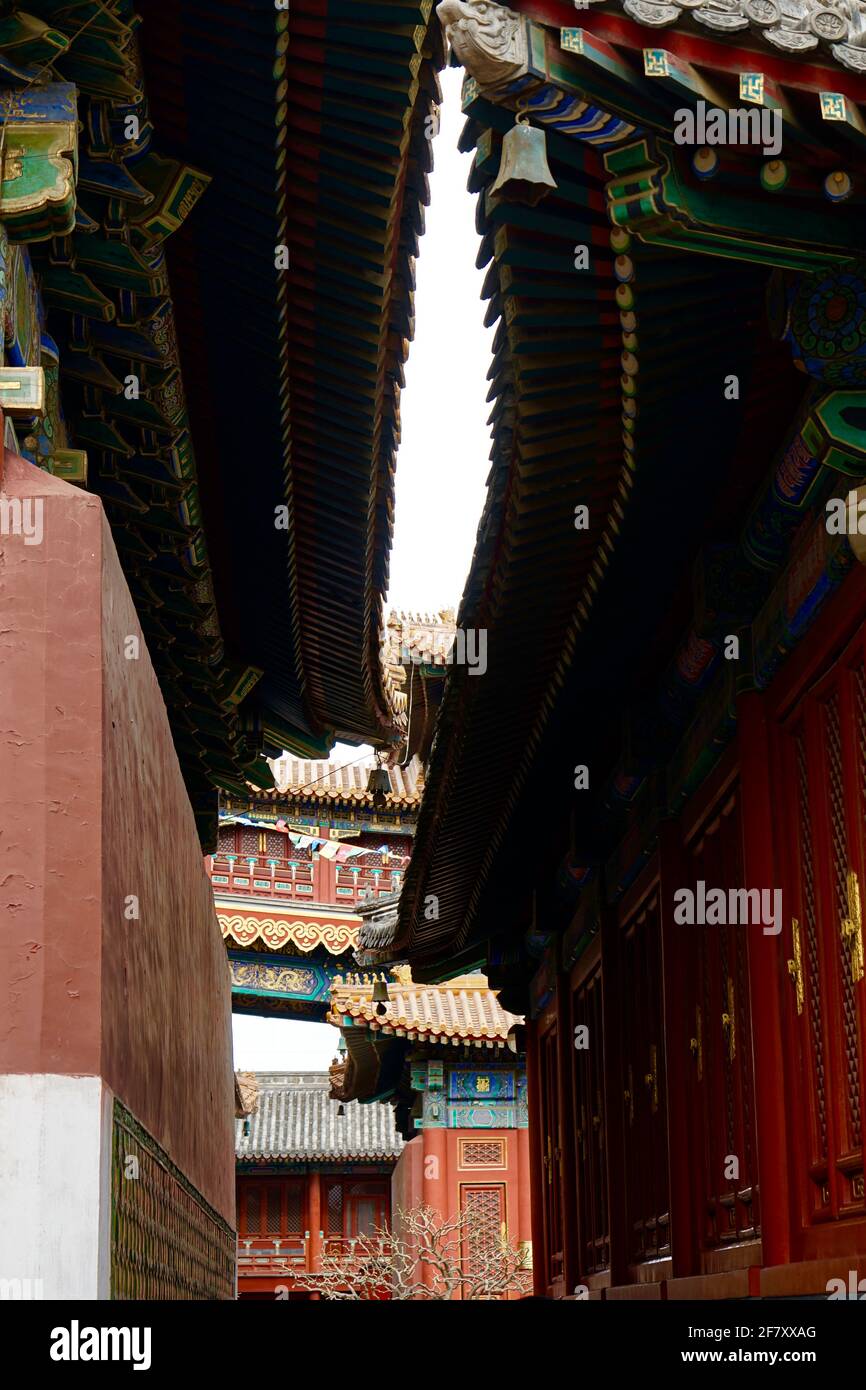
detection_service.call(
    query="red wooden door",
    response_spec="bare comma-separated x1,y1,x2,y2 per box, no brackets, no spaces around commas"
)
773,629,866,1252
619,889,670,1265
684,788,760,1263
538,1020,564,1291
570,958,610,1278
345,1182,388,1238
461,1184,507,1295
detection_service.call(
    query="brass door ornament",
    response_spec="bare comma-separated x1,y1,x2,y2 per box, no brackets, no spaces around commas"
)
841,869,865,985
689,1005,703,1080
644,1044,659,1114
787,917,805,1015
721,977,736,1062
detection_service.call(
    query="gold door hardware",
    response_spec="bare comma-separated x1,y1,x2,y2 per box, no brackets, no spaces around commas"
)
544,1135,553,1185
689,1005,703,1080
841,869,865,985
787,917,804,1015
721,977,736,1062
644,1044,658,1114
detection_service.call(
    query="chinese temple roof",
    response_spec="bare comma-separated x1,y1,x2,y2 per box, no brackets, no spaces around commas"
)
266,753,424,807
382,0,866,980
140,0,445,762
329,968,523,1043
234,1071,403,1162
7,0,443,844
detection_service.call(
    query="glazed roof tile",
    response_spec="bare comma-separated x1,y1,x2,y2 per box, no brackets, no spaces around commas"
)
235,1072,403,1162
328,971,523,1044
267,754,424,806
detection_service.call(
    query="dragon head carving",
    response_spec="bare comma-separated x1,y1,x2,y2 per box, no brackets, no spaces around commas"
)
436,0,529,86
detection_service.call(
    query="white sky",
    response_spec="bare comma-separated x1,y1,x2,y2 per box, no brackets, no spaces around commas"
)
232,66,493,1074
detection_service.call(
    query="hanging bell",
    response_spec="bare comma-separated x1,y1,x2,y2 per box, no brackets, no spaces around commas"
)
489,113,557,207
366,760,392,811
371,975,390,1016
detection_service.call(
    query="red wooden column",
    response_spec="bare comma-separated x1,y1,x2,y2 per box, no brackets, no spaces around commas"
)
737,689,790,1270
600,892,629,1287
658,818,697,1277
308,1170,323,1273
421,1125,449,1292
525,1020,547,1295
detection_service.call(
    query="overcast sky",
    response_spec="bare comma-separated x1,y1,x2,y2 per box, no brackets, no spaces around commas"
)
232,66,493,1074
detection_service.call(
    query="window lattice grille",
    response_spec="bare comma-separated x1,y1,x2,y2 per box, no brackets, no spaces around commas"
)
327,1182,343,1235
245,1187,261,1234
267,1186,281,1234
460,1139,505,1168
285,1183,303,1234
462,1186,503,1282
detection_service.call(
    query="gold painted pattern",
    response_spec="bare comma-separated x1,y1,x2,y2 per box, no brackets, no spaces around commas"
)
219,913,358,955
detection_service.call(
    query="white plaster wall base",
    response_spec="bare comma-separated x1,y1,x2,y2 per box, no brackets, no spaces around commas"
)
0,1074,113,1299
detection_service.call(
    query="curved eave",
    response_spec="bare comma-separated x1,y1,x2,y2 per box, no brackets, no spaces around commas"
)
394,53,798,974
137,0,444,768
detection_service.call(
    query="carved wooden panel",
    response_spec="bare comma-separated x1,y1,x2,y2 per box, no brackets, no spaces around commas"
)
571,961,609,1277
618,891,670,1264
685,788,760,1259
774,628,866,1238
538,1021,564,1288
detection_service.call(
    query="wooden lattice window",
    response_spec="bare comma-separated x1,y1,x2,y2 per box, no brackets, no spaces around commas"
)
326,1181,343,1236
243,1185,262,1235
461,1184,505,1284
285,1183,303,1234
459,1139,506,1169
239,1179,304,1238
239,828,258,857
217,826,235,855
685,788,760,1257
773,627,866,1243
266,1185,281,1234
265,831,286,859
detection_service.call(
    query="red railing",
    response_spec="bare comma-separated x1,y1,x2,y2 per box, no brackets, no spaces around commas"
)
237,1236,307,1275
207,854,405,905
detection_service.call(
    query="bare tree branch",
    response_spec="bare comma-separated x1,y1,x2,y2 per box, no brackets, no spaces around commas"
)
287,1204,532,1301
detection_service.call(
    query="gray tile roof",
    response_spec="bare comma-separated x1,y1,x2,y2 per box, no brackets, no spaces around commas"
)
235,1072,403,1162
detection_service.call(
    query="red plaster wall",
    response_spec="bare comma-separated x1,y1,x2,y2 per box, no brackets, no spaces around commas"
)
392,1127,534,1298
0,454,234,1222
